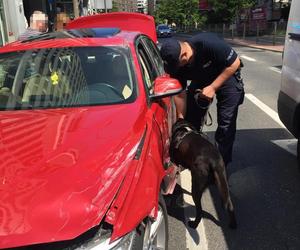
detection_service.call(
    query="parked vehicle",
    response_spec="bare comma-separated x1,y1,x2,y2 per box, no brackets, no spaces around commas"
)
0,12,182,249
156,24,173,38
277,0,300,169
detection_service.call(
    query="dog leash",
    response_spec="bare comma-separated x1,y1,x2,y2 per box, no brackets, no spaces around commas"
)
193,91,213,129
204,111,213,127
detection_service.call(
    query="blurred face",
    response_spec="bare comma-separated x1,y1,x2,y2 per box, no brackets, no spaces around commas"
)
31,13,48,32
56,13,70,31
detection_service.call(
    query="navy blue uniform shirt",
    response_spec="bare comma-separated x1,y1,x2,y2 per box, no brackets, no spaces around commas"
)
170,33,238,89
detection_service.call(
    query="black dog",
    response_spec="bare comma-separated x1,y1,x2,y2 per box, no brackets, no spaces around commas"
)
170,118,237,229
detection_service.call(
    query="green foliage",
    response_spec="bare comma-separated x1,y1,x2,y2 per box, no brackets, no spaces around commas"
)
111,1,119,12
154,0,206,29
154,0,257,28
206,0,256,23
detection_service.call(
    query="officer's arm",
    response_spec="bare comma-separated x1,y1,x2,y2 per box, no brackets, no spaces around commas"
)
174,91,186,119
211,57,240,91
202,57,240,99
171,76,187,119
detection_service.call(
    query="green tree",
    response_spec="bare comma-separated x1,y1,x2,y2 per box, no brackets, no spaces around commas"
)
111,1,119,12
154,0,206,30
206,0,256,23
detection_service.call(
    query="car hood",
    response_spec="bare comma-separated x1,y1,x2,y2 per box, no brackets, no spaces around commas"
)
0,104,145,248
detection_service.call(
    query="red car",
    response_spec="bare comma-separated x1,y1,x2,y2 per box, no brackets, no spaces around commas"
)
0,13,182,249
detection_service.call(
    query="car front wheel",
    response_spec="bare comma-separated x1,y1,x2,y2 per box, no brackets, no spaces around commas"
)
132,193,169,250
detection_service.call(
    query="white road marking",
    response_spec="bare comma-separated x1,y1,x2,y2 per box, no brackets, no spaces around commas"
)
240,55,257,62
271,139,297,156
269,67,282,74
245,93,285,128
181,170,209,250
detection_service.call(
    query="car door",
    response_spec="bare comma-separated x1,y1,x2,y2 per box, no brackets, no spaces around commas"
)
136,36,177,186
144,36,177,153
281,0,300,106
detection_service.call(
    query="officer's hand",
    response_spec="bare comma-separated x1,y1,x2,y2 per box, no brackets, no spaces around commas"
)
199,86,215,100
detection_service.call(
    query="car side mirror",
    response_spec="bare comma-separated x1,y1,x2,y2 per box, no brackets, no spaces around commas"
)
149,75,183,101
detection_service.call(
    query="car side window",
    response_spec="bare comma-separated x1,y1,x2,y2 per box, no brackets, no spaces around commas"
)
141,37,165,75
137,42,158,94
138,53,152,92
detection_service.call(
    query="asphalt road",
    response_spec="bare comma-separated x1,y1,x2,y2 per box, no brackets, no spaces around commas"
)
160,35,300,250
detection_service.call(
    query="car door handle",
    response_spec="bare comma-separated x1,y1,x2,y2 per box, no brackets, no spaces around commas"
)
288,33,300,41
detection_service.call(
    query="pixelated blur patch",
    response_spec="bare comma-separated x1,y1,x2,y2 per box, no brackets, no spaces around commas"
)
51,72,59,85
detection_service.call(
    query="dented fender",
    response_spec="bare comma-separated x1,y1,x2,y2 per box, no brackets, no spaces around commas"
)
105,115,166,241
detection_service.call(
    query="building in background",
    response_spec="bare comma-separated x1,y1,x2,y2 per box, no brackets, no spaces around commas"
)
236,0,291,35
137,0,147,14
113,0,138,12
0,0,157,46
255,0,291,21
199,0,211,11
89,0,112,12
0,1,8,46
0,0,27,45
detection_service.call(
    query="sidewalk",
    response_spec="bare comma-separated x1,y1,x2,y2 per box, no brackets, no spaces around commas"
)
176,32,284,53
225,37,284,53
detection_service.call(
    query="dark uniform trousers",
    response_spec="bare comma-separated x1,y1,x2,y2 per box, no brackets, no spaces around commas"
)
185,73,244,166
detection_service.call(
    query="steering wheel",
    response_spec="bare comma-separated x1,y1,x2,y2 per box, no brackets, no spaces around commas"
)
100,83,124,99
88,83,124,102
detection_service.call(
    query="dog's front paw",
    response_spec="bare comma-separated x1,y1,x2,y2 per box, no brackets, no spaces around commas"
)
188,220,199,229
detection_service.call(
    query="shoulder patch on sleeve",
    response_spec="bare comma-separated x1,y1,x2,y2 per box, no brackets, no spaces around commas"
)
226,49,234,61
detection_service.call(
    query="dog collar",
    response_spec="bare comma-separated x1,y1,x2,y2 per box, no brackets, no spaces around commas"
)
174,126,195,149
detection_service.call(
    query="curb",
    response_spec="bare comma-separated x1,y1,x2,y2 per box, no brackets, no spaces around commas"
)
224,39,284,53
174,33,284,53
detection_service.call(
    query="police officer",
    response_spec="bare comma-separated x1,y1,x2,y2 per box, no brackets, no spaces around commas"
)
160,33,244,167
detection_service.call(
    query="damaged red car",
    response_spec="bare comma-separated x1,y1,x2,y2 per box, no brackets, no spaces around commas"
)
0,13,181,249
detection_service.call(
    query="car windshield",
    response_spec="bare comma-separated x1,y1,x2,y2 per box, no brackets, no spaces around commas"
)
0,46,136,111
158,25,169,30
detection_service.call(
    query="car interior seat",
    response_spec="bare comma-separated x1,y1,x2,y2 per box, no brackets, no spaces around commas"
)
22,57,72,107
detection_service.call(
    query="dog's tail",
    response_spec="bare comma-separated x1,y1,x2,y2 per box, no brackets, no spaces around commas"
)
213,163,237,229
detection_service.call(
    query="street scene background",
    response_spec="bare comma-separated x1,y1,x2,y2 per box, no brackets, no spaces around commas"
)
0,0,298,249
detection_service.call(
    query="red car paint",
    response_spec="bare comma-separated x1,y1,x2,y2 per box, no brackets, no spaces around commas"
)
0,13,180,248
66,12,158,43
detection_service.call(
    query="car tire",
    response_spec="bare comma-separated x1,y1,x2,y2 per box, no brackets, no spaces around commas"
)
131,193,169,250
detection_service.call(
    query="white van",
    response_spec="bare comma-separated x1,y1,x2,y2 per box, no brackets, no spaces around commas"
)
277,0,300,168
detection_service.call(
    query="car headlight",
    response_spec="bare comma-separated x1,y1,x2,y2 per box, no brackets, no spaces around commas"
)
11,224,137,249
74,225,136,250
